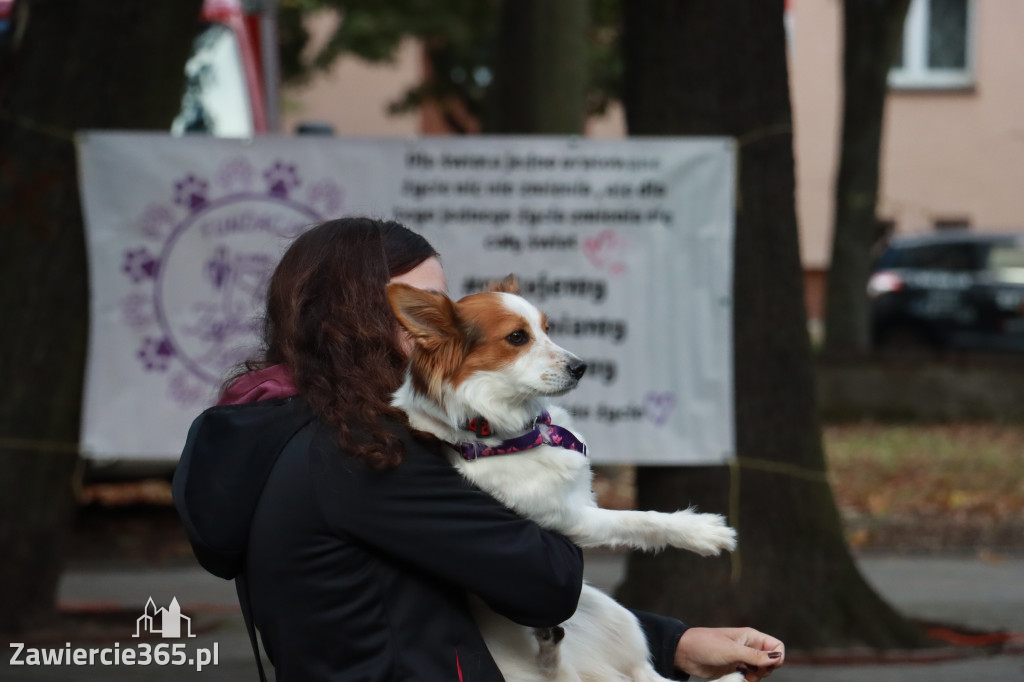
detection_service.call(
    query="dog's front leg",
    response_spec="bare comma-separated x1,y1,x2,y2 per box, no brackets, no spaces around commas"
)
567,506,736,556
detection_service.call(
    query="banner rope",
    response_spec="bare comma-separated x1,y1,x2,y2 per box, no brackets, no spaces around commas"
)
729,458,743,583
734,456,832,483
0,437,83,454
728,455,832,584
0,439,86,500
735,123,793,149
0,109,77,142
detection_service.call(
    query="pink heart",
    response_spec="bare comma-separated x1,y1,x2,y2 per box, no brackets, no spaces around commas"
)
643,391,677,426
582,229,628,274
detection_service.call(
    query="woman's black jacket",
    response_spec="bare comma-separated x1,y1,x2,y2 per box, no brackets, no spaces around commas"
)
173,396,688,681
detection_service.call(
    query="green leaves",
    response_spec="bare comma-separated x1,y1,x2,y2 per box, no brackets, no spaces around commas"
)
278,0,622,125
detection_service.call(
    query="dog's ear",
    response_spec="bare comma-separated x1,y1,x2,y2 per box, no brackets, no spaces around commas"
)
387,283,459,349
487,274,519,295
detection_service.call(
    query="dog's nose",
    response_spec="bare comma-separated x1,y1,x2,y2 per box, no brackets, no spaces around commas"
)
568,360,587,380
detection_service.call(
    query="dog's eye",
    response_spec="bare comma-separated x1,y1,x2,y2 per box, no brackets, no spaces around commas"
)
506,330,530,346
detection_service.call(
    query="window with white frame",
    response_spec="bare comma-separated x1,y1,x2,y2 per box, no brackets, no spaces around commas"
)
889,0,974,89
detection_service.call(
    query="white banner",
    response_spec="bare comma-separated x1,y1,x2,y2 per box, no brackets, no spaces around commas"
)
77,133,735,465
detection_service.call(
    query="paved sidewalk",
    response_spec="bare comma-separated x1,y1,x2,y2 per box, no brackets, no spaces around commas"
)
2,553,1022,681
586,552,1024,682
768,554,1024,682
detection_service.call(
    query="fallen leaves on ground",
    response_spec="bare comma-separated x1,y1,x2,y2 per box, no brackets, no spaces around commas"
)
824,423,1024,520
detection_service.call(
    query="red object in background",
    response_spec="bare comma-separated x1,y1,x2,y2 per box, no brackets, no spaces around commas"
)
243,12,265,83
202,0,268,133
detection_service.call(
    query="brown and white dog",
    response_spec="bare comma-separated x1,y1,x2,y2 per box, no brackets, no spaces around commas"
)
388,276,740,682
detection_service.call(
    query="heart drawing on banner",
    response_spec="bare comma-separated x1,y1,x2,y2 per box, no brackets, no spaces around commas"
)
582,229,628,275
643,391,677,426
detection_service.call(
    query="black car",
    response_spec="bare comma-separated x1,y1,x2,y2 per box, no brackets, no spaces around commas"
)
868,231,1024,352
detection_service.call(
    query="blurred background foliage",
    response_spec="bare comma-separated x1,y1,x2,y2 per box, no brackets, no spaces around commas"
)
275,0,621,123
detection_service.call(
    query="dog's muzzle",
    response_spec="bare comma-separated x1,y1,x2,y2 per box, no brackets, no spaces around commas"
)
567,359,587,380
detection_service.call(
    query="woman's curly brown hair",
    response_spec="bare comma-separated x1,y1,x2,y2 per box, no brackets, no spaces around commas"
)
245,217,438,469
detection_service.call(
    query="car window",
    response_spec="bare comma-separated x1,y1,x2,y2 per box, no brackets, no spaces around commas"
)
986,242,1024,284
900,244,977,271
896,245,932,268
875,248,902,270
937,245,977,271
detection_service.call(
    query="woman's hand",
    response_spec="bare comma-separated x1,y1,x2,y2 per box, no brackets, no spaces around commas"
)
674,627,785,681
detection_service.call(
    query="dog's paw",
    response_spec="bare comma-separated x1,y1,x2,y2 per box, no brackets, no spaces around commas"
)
670,511,737,556
534,626,565,644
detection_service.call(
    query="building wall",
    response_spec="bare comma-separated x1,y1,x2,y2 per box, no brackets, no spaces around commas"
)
788,0,841,272
280,13,420,137
791,0,1024,272
882,1,1024,236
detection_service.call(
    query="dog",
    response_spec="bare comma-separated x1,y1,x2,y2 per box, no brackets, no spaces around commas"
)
388,276,741,682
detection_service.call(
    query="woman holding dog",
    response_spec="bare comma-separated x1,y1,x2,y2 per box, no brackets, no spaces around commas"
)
174,217,785,681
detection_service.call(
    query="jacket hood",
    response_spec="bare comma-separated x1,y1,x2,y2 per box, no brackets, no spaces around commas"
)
217,364,297,406
172,396,312,579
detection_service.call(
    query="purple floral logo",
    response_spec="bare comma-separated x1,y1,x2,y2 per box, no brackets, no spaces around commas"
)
122,247,160,283
173,175,210,212
264,161,300,199
138,337,175,371
120,158,344,406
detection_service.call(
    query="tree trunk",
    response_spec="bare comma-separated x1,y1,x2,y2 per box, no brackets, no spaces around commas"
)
824,0,911,354
615,0,927,649
0,0,202,634
487,0,588,134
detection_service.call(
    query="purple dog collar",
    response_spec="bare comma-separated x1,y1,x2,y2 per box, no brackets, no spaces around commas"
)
452,411,587,461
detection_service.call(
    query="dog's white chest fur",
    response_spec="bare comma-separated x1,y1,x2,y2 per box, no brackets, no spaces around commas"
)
446,406,599,531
